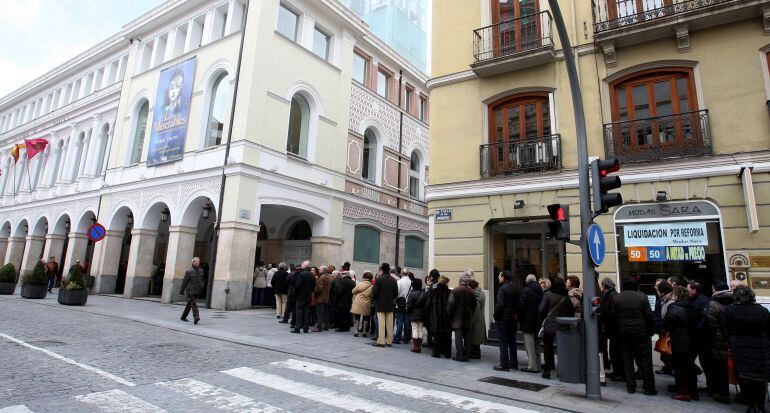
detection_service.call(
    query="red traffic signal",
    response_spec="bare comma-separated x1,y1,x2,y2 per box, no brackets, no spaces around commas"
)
546,204,570,241
591,159,623,214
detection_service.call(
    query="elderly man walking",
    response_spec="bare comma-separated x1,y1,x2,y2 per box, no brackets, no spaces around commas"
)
180,257,204,324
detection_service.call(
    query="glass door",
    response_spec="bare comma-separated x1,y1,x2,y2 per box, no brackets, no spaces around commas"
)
492,0,541,56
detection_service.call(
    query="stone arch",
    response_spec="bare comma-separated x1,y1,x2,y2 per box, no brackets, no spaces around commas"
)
107,205,135,231
31,215,48,237
0,221,11,238
75,210,97,233
13,219,29,237
52,213,71,235
179,191,219,228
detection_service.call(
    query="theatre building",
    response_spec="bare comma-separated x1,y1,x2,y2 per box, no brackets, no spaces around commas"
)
0,0,429,310
427,0,770,313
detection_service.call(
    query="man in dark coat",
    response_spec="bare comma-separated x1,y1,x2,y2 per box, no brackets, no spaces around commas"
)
281,267,299,326
663,286,698,401
448,276,476,362
371,263,398,347
518,274,543,372
271,262,289,319
687,281,711,393
425,276,452,358
333,271,356,332
493,270,520,371
313,267,333,332
613,277,656,395
600,277,624,381
704,281,733,403
180,257,204,324
292,261,316,333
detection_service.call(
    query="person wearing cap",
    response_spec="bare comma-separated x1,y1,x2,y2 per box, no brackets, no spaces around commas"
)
372,262,398,347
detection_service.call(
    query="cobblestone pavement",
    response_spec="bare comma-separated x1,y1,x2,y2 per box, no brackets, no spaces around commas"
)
0,292,745,413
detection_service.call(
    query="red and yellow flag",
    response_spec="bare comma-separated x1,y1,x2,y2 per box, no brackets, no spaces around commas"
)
24,138,49,160
10,143,25,163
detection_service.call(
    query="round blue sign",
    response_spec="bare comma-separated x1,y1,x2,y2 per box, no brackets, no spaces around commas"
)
588,223,605,266
87,223,106,242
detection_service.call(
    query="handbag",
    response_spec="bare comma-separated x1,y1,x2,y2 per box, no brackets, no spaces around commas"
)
726,349,738,385
654,332,672,355
538,297,566,338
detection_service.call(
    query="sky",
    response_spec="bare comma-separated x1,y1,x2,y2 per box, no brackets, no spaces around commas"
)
0,0,166,99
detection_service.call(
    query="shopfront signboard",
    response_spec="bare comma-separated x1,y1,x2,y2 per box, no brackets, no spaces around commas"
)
628,245,707,262
623,221,708,247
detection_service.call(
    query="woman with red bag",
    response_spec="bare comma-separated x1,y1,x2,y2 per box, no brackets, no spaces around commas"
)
725,286,770,413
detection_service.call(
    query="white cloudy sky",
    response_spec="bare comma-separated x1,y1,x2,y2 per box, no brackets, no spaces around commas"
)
0,0,165,99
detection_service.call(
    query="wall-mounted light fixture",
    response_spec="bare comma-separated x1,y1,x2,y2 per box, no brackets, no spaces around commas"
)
202,204,212,220
514,200,525,209
127,214,134,227
161,208,169,223
656,191,668,202
65,219,70,231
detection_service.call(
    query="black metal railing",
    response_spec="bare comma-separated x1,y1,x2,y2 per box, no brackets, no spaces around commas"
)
480,134,561,178
593,0,738,33
603,109,711,163
473,11,553,63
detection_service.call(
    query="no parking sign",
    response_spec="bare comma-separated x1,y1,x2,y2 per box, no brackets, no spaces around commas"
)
87,223,106,242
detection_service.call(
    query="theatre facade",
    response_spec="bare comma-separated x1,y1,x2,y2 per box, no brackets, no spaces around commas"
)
0,0,429,310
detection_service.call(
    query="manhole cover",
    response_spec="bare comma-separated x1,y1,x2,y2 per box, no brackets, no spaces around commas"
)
478,376,549,392
28,340,66,347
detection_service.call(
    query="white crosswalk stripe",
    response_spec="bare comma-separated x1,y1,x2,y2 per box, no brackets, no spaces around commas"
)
157,377,287,413
223,366,418,413
0,406,35,413
75,389,169,413
273,358,538,413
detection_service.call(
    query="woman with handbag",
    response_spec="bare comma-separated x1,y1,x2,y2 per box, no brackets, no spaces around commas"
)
350,272,374,337
663,286,698,402
538,277,574,379
724,286,770,413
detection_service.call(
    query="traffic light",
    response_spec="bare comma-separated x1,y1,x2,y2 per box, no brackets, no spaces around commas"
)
590,296,602,316
546,204,570,241
590,158,623,214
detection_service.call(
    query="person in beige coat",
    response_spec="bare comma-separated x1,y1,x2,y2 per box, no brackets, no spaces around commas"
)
351,272,374,337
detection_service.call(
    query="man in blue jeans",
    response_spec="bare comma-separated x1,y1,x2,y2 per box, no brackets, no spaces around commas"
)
46,256,59,292
393,269,412,344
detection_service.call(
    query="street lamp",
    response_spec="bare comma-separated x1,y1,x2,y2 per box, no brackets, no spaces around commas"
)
161,209,169,223
202,204,212,219
126,214,133,227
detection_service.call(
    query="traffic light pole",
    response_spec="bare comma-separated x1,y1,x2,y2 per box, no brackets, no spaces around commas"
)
546,0,601,400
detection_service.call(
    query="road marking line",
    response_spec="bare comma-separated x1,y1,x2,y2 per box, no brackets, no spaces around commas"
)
75,389,168,413
0,406,35,413
222,366,416,413
274,359,539,413
156,377,286,413
0,332,135,387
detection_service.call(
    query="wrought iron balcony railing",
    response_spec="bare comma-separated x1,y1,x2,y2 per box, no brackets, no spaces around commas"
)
593,0,739,33
603,109,711,163
480,134,561,178
473,11,553,63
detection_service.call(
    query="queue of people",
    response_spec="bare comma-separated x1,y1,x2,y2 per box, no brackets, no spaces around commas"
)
262,260,769,411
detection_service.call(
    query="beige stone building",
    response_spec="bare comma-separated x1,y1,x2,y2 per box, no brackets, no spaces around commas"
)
427,0,770,311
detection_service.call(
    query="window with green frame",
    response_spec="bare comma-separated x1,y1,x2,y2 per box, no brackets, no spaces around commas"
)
354,226,380,263
404,236,424,268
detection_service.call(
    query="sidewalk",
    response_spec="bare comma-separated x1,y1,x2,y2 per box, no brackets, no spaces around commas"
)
3,290,743,413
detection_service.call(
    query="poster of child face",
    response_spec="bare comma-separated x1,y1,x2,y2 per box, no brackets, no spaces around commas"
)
147,57,197,166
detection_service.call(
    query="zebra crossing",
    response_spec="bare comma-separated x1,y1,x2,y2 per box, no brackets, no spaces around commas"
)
3,358,544,413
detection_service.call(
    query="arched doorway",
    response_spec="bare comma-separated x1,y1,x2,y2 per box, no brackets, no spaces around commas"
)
9,220,29,278
0,221,11,266
50,215,71,288
99,206,134,294
128,202,171,298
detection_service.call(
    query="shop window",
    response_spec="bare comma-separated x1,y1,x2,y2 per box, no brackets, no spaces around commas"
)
205,73,231,147
404,236,424,268
352,51,368,84
286,94,310,158
277,3,299,41
130,100,149,165
609,68,701,156
312,25,331,61
362,128,378,182
354,226,380,263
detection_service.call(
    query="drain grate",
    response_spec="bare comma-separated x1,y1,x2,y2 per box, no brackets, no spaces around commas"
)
478,376,549,392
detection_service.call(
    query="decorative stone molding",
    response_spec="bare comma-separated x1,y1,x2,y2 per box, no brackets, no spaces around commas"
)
343,202,397,228
676,25,690,53
764,7,770,35
601,42,617,68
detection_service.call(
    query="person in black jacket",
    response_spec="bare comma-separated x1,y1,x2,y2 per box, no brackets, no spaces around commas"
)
332,270,356,332
613,277,656,395
538,277,574,379
292,261,316,334
518,274,543,372
493,270,520,371
406,278,425,353
271,262,290,319
180,257,204,324
425,276,452,358
663,286,697,402
704,281,733,404
600,277,624,381
687,281,711,393
281,268,298,326
372,263,398,347
448,276,476,362
724,286,770,413
652,279,674,375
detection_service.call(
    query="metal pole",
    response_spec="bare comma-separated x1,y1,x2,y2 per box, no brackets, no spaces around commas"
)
546,0,601,400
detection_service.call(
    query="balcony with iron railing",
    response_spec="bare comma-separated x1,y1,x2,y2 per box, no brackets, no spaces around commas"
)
471,11,556,76
480,134,562,178
592,0,766,58
603,109,712,163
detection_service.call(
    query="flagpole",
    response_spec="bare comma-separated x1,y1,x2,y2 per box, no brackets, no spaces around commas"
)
25,155,33,191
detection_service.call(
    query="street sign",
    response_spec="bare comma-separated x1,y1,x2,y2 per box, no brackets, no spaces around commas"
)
588,224,605,266
87,223,106,242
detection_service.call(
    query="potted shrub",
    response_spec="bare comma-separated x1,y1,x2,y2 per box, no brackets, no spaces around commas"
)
21,261,48,299
58,264,88,306
0,263,16,295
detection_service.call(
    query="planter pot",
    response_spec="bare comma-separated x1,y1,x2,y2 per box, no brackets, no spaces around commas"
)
58,288,88,306
20,284,47,299
0,282,15,295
